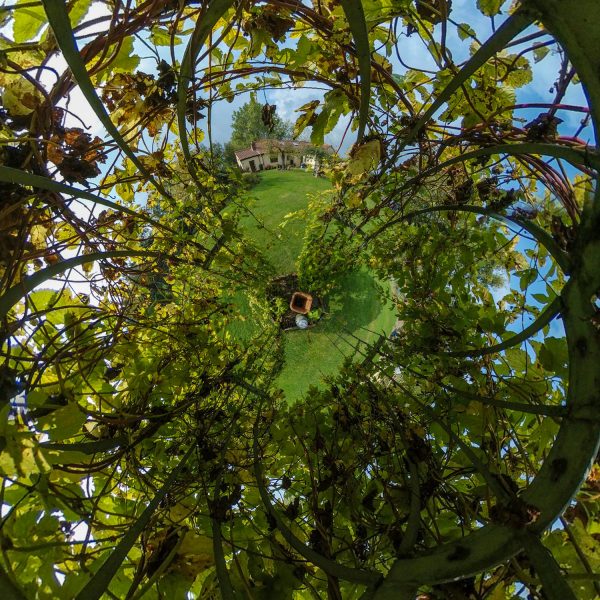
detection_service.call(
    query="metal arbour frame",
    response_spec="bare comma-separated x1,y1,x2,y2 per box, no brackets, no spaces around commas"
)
369,1,600,597
1,1,597,598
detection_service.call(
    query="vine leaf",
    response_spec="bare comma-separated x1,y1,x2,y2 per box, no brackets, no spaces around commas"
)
0,567,27,600
41,0,169,199
74,447,194,600
13,0,47,43
0,250,162,319
477,0,504,17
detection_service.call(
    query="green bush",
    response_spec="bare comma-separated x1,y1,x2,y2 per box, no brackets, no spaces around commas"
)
241,171,261,188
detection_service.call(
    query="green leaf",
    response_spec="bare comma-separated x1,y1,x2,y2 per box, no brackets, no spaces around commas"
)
538,337,568,377
150,26,181,46
457,23,476,41
518,268,537,291
13,0,47,43
505,55,532,88
36,404,87,441
0,567,27,600
533,44,551,63
505,347,528,372
26,389,49,408
476,0,504,17
69,0,93,26
95,37,140,82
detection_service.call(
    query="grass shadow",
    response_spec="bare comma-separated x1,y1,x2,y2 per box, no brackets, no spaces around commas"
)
323,270,384,334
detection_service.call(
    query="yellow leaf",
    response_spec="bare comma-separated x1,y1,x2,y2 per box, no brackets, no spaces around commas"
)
0,434,50,479
30,224,47,249
2,77,43,116
345,191,363,208
487,585,509,600
346,138,382,177
169,503,190,522
116,182,134,202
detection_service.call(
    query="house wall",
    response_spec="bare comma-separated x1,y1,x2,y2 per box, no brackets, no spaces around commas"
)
286,153,299,167
237,151,301,171
266,153,280,168
237,156,264,171
262,150,293,168
236,157,250,171
236,141,333,172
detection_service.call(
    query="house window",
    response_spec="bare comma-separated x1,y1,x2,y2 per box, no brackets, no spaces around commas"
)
270,155,278,163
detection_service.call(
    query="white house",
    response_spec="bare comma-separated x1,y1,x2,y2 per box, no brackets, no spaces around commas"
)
234,139,334,172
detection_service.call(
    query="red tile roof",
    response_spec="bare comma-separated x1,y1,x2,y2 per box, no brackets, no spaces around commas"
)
234,148,263,161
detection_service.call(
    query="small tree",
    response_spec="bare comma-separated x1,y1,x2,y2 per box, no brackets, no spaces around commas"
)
201,142,237,169
230,94,292,149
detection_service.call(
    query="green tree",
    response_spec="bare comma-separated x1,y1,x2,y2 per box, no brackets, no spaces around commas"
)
230,95,292,149
199,142,237,169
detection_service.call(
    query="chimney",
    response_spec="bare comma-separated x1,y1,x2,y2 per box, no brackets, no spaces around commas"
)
251,141,256,151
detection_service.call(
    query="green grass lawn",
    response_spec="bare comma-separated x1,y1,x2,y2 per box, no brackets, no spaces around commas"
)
240,169,331,273
237,169,395,402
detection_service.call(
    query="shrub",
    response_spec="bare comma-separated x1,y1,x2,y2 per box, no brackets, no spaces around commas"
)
241,171,261,188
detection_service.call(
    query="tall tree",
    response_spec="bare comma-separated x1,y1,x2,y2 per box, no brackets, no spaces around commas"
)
229,94,292,149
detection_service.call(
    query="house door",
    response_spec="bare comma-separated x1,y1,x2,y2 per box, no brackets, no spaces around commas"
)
249,160,256,172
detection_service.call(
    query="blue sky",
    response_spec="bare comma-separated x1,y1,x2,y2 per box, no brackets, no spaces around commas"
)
36,1,591,157
202,0,592,153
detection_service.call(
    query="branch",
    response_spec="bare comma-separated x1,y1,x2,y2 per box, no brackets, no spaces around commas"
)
397,458,421,556
252,423,381,586
520,533,577,600
212,518,237,600
430,142,600,174
340,0,371,143
39,438,126,455
399,9,535,149
448,296,562,358
75,447,194,600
